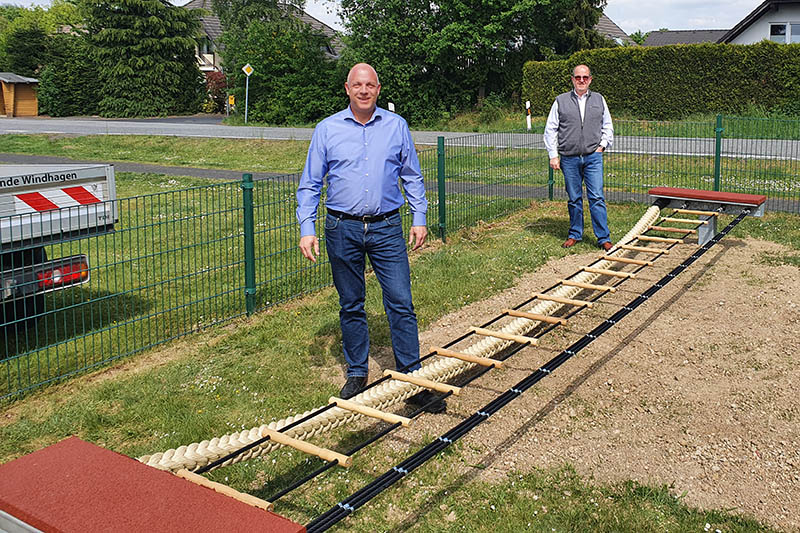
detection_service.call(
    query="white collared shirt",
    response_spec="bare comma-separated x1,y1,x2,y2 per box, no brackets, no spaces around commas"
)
543,90,614,159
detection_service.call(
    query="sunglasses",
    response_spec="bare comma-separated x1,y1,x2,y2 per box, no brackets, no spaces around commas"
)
572,75,591,81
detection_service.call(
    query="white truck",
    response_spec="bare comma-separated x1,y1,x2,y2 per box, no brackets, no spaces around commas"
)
0,164,117,331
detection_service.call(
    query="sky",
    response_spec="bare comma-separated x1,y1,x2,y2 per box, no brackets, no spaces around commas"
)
6,0,766,36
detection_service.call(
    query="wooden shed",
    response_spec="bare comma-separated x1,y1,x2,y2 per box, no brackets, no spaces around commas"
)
0,72,38,117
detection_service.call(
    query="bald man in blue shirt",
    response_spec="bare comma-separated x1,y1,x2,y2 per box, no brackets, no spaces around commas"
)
296,63,444,412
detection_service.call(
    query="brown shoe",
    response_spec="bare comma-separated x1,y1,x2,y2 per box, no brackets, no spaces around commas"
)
601,241,613,252
562,238,578,248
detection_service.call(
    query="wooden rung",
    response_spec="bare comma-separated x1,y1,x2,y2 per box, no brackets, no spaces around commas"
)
261,428,352,467
660,217,708,225
532,293,593,308
582,266,635,278
674,208,719,217
600,255,653,266
431,346,504,368
559,279,617,293
503,308,567,325
618,244,669,255
383,370,461,395
648,225,697,234
176,469,274,511
471,326,538,345
636,235,683,244
329,397,411,427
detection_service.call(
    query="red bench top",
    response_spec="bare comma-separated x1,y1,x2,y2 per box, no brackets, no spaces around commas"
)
648,187,766,206
0,437,305,533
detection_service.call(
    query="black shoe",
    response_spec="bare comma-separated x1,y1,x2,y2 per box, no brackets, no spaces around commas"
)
340,376,368,399
406,390,447,413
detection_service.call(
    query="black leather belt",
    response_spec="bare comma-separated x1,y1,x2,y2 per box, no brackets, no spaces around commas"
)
327,208,399,223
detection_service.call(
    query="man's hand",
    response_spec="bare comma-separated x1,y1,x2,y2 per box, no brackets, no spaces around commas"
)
595,146,604,153
299,235,319,262
408,225,427,251
549,157,560,171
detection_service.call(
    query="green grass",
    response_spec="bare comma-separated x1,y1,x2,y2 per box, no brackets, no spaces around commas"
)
0,134,311,174
1,201,789,531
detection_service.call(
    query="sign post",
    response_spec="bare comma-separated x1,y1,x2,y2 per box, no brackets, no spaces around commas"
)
526,100,531,130
242,63,254,124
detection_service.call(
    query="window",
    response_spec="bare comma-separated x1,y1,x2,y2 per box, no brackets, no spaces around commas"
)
792,24,800,43
769,23,800,43
770,24,786,42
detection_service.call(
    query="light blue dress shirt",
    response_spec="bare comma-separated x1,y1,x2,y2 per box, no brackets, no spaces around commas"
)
296,106,428,237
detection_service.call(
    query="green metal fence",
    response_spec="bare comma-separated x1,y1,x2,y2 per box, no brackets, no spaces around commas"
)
2,114,798,400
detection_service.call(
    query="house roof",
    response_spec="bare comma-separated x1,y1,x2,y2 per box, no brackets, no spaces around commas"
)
0,72,38,84
718,0,797,43
595,13,635,45
182,0,343,56
643,29,729,46
182,0,222,41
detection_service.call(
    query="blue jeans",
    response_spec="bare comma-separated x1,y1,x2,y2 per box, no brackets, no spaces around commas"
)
324,212,421,378
560,151,610,244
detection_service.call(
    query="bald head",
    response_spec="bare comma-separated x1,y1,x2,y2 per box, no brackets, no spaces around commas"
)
347,63,380,86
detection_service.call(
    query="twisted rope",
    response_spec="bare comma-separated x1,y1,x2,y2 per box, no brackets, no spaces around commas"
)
139,206,662,472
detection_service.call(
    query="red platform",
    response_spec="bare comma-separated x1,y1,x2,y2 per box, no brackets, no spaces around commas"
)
648,187,767,207
0,437,305,533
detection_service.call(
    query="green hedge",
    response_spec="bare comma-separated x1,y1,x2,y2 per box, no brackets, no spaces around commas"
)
522,41,800,119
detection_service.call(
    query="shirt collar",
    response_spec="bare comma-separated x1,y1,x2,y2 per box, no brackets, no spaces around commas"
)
572,89,591,100
343,105,385,125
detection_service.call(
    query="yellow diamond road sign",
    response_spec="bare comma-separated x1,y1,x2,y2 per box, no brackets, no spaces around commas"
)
242,63,254,76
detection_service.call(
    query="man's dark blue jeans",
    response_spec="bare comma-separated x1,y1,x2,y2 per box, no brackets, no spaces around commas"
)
324,212,422,378
560,151,611,245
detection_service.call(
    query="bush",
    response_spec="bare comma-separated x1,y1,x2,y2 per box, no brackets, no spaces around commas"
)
37,34,99,117
204,71,227,113
222,16,341,125
522,41,800,119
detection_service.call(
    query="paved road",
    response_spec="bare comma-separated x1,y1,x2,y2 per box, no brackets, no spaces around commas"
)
3,116,800,160
0,116,469,147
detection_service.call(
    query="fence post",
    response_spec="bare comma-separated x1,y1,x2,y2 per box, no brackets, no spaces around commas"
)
713,114,723,191
437,136,447,242
548,166,554,201
241,173,257,315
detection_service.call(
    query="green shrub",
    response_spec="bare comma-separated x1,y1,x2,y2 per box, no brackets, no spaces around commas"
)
523,41,800,119
37,34,99,117
222,15,341,125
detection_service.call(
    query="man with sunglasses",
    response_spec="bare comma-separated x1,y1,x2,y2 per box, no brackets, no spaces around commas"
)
544,64,614,251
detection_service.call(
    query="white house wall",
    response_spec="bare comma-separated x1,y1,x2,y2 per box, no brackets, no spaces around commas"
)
730,3,800,44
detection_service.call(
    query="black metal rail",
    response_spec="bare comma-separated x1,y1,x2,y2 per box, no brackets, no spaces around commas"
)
305,210,749,532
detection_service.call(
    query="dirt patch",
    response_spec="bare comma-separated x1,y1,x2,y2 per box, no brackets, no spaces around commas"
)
391,236,799,531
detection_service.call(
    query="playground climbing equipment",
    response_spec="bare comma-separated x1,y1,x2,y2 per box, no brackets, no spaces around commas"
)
138,187,767,531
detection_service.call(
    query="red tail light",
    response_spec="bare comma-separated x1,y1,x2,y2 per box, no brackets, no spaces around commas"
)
37,258,89,290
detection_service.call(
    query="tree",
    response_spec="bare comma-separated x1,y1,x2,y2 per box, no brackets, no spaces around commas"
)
0,16,48,76
562,0,613,51
84,0,205,117
212,0,297,32
0,6,58,76
38,34,99,116
212,0,340,125
338,0,609,124
629,30,649,45
220,12,341,124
